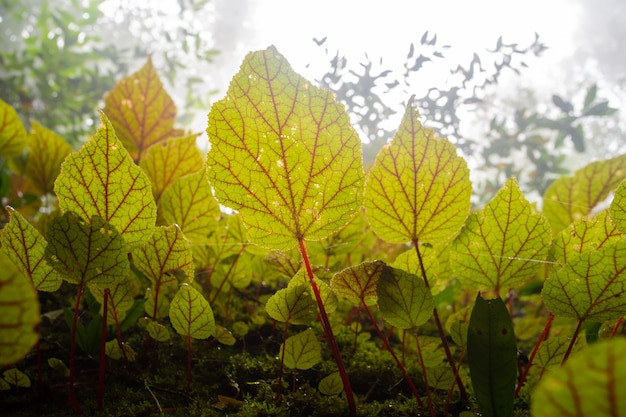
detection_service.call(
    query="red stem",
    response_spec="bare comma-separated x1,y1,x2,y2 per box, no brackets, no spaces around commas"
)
610,316,624,337
412,241,469,405
298,240,356,417
69,284,84,414
515,313,554,398
186,335,192,393
210,245,244,305
413,330,436,417
98,289,109,410
561,319,584,365
108,291,128,363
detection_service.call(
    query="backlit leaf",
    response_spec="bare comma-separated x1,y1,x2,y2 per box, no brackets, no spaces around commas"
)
89,280,138,323
534,336,585,370
0,98,27,156
104,340,137,361
140,134,204,202
54,112,157,247
45,212,129,286
146,320,170,341
364,98,471,244
319,372,343,395
282,328,321,370
330,260,385,304
1,206,62,291
169,283,215,339
445,305,472,347
467,294,517,417
160,169,221,245
288,268,337,314
207,46,364,250
24,121,73,195
610,179,626,234
103,56,177,162
451,178,551,294
543,154,626,234
377,265,434,329
391,247,441,291
214,325,237,346
0,254,39,366
266,284,318,325
531,338,626,417
542,241,626,322
3,368,31,387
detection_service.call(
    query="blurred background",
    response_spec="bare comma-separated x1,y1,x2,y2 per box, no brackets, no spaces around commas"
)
1,0,625,203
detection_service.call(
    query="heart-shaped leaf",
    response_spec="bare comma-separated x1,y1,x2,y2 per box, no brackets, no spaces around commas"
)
266,284,318,325
330,260,385,304
169,283,215,339
282,328,321,370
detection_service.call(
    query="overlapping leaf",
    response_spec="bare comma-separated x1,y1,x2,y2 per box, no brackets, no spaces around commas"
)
206,46,364,250
0,98,27,156
288,268,337,314
282,328,321,370
25,121,73,195
543,153,626,234
1,206,62,291
169,283,215,339
266,284,318,325
0,254,39,366
140,134,204,202
160,169,220,244
610,179,626,234
45,212,129,286
531,338,626,417
88,280,138,323
451,178,551,293
364,98,471,244
534,336,585,370
103,57,177,162
542,240,626,322
377,265,434,329
330,260,384,304
54,112,157,247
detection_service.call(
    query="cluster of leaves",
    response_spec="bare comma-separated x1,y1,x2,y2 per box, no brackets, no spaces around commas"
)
1,46,626,417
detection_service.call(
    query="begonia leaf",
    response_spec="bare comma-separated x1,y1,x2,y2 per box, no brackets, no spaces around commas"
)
610,179,626,234
25,121,72,195
206,46,364,250
330,260,385,304
266,284,318,325
3,368,30,387
0,98,27,156
169,283,215,339
288,268,337,314
319,372,343,395
54,112,157,247
364,98,471,244
88,279,138,323
146,320,171,342
282,328,321,370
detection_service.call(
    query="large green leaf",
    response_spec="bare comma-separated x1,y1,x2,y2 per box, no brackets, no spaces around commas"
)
467,294,517,417
531,338,626,417
25,121,73,195
1,206,62,291
542,240,626,322
364,98,471,244
206,46,364,250
610,179,626,234
543,154,626,234
0,253,39,366
54,112,157,247
169,283,215,339
281,328,322,370
45,212,129,286
451,178,551,294
0,98,27,157
103,56,177,162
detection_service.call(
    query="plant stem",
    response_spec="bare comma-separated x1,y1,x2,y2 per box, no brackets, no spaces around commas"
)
70,284,85,414
610,316,624,337
210,245,244,305
413,330,436,416
276,322,289,399
561,319,584,365
298,239,356,417
515,313,554,398
186,335,192,393
98,289,110,410
412,240,469,405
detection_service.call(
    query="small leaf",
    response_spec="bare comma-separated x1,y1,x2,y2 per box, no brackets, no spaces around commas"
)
207,46,364,250
542,241,626,322
445,305,472,347
426,366,455,390
0,254,39,366
160,169,221,244
140,134,204,202
543,154,626,234
88,280,138,323
282,328,321,370
364,98,471,244
54,112,157,247
3,368,31,387
169,283,215,339
103,56,177,162
0,378,9,391
451,178,552,294
0,98,27,156
214,325,237,346
467,294,517,417
25,121,73,195
266,284,318,325
610,179,626,234
1,206,62,291
377,265,434,329
330,260,385,304
105,340,136,361
288,269,337,314
45,212,129,286
47,357,70,377
319,372,343,395
146,320,171,341
531,338,626,417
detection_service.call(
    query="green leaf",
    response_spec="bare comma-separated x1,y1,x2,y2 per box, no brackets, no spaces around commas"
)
467,294,517,417
282,328,321,370
364,98,471,244
445,305,472,347
25,120,73,195
214,325,237,346
330,260,385,304
531,338,626,417
54,112,157,247
1,206,62,291
610,179,626,234
169,283,215,339
3,368,31,387
45,212,129,286
0,98,27,156
319,372,343,395
265,284,318,325
160,169,221,245
451,178,552,294
288,268,337,314
88,280,138,323
534,336,586,370
146,320,171,342
140,134,204,202
377,265,434,329
206,46,364,250
0,254,39,366
103,56,177,162
542,240,626,322
543,154,626,234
